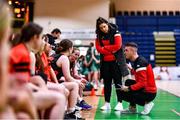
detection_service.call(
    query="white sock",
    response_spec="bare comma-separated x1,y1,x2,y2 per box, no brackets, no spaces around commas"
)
78,97,83,103
117,102,122,104
67,107,75,114
105,102,110,106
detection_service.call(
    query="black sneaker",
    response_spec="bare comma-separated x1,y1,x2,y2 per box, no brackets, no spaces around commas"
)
64,110,85,120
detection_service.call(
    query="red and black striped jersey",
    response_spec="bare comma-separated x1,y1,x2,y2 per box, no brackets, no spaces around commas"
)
9,43,31,84
130,56,157,93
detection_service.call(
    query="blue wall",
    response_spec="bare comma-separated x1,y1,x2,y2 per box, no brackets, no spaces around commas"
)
116,15,180,67
116,16,180,32
174,30,180,66
121,32,155,67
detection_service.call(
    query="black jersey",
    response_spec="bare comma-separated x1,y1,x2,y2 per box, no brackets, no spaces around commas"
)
50,54,63,80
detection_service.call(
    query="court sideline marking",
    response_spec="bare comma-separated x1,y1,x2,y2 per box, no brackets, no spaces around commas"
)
171,109,180,116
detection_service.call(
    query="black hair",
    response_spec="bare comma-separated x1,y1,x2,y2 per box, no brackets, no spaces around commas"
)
55,39,73,53
95,17,118,40
10,33,21,47
90,42,94,47
95,17,109,35
125,42,138,48
51,28,61,34
19,22,43,44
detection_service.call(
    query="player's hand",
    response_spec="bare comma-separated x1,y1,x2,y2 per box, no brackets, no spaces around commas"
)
121,85,129,92
76,80,85,89
81,78,87,84
127,63,132,70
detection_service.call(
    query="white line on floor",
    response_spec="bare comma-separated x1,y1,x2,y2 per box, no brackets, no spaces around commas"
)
171,109,180,116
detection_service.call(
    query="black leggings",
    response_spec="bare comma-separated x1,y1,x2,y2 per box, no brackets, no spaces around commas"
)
120,79,156,106
114,48,130,77
100,61,122,102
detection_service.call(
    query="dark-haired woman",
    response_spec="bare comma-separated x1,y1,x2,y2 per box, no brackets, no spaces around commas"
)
9,22,66,119
95,17,131,111
51,39,85,120
68,48,92,110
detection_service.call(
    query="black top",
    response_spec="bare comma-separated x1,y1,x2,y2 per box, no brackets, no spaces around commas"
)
133,56,149,70
47,34,56,46
50,54,63,80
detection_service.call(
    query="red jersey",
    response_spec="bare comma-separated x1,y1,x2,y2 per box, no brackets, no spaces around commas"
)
95,27,122,61
40,52,52,82
9,43,31,83
130,56,157,93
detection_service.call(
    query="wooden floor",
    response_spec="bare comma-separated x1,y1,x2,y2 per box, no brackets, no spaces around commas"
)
82,96,99,120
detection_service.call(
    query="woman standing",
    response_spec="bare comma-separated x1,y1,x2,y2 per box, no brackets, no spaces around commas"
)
95,17,131,111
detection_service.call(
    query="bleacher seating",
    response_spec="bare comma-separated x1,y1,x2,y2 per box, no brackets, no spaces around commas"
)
116,12,180,67
174,30,180,66
116,16,180,32
121,32,155,67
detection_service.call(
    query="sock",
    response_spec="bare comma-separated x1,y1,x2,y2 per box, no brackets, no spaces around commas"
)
78,97,83,103
105,102,110,106
117,102,122,104
67,107,75,114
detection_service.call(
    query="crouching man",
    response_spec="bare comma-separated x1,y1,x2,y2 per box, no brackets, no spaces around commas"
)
120,42,157,115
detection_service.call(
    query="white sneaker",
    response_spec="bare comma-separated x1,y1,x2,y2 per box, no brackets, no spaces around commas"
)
100,102,111,110
114,102,123,111
141,102,154,115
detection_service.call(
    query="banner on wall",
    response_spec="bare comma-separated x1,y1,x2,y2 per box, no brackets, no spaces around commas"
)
60,29,96,40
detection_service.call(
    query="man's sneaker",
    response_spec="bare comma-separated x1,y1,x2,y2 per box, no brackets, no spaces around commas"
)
141,102,154,115
114,102,123,111
64,110,85,120
77,100,92,110
121,106,137,114
100,103,111,110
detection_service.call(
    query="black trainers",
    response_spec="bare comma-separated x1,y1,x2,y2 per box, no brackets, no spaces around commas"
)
64,110,85,120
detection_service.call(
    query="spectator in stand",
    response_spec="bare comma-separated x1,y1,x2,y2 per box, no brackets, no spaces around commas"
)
83,47,93,82
156,66,171,80
91,42,100,90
